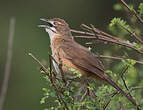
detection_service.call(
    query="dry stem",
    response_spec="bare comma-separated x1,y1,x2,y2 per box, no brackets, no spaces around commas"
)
0,17,15,110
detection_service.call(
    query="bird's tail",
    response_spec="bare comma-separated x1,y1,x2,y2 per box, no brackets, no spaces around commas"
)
104,74,137,106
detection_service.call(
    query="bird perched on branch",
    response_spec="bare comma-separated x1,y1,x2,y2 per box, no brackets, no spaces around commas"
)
38,18,137,106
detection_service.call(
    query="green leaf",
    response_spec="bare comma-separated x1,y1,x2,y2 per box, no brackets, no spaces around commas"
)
128,4,134,10
40,97,46,104
50,92,56,97
110,18,132,31
138,3,143,16
113,3,122,11
109,17,133,37
88,46,92,51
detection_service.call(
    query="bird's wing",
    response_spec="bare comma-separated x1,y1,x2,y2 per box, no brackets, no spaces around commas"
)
58,40,137,106
58,40,106,79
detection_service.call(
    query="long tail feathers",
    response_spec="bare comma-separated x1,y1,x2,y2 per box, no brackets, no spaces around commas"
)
104,74,137,106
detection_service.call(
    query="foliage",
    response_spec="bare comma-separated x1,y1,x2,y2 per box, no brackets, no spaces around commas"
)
109,18,133,32
40,58,142,110
109,17,134,38
40,1,143,110
113,3,122,11
138,3,143,16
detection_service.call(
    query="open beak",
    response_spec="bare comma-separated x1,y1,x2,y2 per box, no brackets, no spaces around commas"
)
40,18,49,22
38,18,53,28
38,24,47,28
38,18,56,33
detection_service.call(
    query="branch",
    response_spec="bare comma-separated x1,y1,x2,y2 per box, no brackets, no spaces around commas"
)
119,66,139,109
95,55,143,65
81,24,143,55
80,24,120,40
74,34,143,55
120,66,130,91
71,29,94,36
0,17,15,110
119,24,143,44
28,53,69,110
28,53,47,72
48,53,67,84
119,0,143,25
103,92,118,110
71,24,143,55
131,86,143,90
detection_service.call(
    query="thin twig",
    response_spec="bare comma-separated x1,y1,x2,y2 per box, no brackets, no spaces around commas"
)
96,34,143,55
95,55,143,65
120,66,130,91
71,29,94,36
79,89,88,102
28,53,69,110
48,54,52,74
81,24,120,40
119,101,125,110
72,24,143,55
131,86,143,90
0,17,15,110
119,0,143,25
48,53,67,84
119,25,143,44
103,92,118,110
49,72,68,110
58,62,67,84
119,66,138,109
74,35,143,55
74,35,96,39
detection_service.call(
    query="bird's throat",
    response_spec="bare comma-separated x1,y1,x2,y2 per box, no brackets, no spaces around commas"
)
45,28,56,41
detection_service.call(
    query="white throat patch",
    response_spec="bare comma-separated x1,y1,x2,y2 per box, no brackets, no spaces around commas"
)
45,27,56,40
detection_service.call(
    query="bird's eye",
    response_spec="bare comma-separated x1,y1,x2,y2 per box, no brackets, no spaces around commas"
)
47,22,54,27
54,21,61,25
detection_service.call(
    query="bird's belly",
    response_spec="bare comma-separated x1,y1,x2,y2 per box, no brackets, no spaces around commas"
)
52,58,86,77
52,58,105,82
52,59,75,79
61,58,88,76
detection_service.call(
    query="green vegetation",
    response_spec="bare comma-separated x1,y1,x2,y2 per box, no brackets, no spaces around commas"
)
39,1,143,110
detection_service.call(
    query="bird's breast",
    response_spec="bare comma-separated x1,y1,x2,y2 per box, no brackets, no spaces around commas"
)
50,37,90,78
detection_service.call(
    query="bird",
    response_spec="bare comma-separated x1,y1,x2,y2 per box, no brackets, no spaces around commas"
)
38,18,137,106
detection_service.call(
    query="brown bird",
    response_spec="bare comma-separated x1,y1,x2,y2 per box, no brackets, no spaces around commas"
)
38,18,137,106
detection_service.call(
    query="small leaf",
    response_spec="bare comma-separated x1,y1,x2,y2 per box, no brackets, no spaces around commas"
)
113,4,122,11
88,47,92,51
138,3,143,16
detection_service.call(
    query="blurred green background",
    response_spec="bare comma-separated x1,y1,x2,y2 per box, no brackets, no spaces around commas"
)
1,0,140,110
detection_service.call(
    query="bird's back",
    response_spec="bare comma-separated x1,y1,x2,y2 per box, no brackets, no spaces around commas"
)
51,36,106,81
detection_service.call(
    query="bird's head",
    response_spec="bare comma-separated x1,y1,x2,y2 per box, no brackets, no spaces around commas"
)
39,18,72,40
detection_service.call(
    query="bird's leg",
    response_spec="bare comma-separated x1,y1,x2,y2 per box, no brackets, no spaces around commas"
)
74,76,88,101
79,88,88,102
86,79,97,100
58,57,67,85
75,78,97,102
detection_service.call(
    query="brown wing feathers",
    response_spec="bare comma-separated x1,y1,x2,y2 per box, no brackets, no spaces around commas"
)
58,40,137,106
